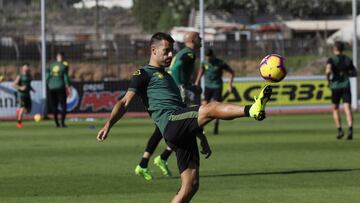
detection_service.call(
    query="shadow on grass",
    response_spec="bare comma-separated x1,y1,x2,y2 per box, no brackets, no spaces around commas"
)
200,168,360,178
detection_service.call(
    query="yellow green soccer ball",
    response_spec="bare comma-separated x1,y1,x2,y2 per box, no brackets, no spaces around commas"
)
34,114,42,122
259,54,287,83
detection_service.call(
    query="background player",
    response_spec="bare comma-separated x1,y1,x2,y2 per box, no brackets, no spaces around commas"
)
134,31,202,180
12,63,35,128
46,52,71,128
96,32,272,203
195,48,235,134
325,41,357,140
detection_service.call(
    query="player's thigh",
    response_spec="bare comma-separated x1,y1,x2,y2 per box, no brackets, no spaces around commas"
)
342,87,352,104
57,88,67,105
24,97,32,112
212,88,222,102
331,89,342,106
204,87,213,102
173,135,200,175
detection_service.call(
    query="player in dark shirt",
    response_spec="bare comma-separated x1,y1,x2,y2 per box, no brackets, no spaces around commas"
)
96,32,272,202
326,41,357,140
13,63,35,128
134,32,202,180
46,52,71,128
195,48,235,134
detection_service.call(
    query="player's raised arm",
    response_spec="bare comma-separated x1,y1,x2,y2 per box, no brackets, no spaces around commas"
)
97,91,136,142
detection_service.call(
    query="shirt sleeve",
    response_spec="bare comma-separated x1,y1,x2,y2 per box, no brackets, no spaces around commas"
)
326,58,333,66
128,69,149,93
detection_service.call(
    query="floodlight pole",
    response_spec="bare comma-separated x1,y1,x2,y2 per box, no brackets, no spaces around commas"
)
41,0,47,116
199,0,205,90
352,0,358,110
199,0,205,62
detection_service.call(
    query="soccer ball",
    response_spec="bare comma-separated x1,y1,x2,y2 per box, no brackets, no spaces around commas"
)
259,54,287,83
34,114,42,122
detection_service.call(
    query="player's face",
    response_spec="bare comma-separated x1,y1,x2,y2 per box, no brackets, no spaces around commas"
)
22,65,30,74
56,54,63,61
154,40,174,67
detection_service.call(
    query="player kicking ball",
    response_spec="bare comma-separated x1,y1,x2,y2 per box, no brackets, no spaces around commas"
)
96,32,272,203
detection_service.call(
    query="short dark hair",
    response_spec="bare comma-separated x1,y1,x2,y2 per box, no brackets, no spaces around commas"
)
56,52,65,57
334,41,344,52
150,32,174,46
22,62,30,67
205,48,214,57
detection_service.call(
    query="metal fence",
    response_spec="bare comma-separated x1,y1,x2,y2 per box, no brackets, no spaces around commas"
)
0,36,332,82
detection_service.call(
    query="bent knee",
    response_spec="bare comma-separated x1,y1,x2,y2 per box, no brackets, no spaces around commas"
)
200,102,220,115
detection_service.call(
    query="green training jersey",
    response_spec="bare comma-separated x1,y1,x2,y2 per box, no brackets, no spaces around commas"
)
17,74,32,98
169,47,196,86
128,65,185,134
327,55,356,89
46,61,70,90
201,58,231,89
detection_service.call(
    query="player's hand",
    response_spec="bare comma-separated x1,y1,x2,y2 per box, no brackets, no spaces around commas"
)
97,126,109,142
200,140,212,159
19,86,27,91
66,86,72,98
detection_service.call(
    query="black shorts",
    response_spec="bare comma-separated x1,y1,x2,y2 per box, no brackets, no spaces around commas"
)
204,87,222,102
19,96,32,111
331,87,351,105
163,106,203,174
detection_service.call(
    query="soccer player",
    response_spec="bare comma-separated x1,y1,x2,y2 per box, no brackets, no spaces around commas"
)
13,63,35,128
46,52,71,128
326,41,357,140
96,32,272,202
195,48,235,134
134,31,202,180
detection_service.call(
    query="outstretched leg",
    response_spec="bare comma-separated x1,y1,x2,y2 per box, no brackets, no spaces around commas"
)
197,85,272,127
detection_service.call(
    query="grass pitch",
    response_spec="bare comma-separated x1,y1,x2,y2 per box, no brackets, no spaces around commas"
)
0,113,360,203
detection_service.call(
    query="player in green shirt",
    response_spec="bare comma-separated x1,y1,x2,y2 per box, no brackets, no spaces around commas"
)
13,63,35,128
46,52,71,128
195,48,235,134
96,32,272,202
326,41,357,140
134,32,202,181
170,31,201,104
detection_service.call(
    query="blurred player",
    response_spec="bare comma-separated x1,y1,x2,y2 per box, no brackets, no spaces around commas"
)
170,31,201,104
47,52,71,128
195,48,235,134
97,32,272,202
13,63,35,128
326,41,357,140
134,31,202,180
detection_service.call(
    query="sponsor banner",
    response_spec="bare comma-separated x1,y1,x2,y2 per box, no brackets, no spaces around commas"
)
222,76,332,106
0,81,43,117
60,81,144,113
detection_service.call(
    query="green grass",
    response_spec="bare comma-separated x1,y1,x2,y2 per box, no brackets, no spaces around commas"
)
0,113,360,203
